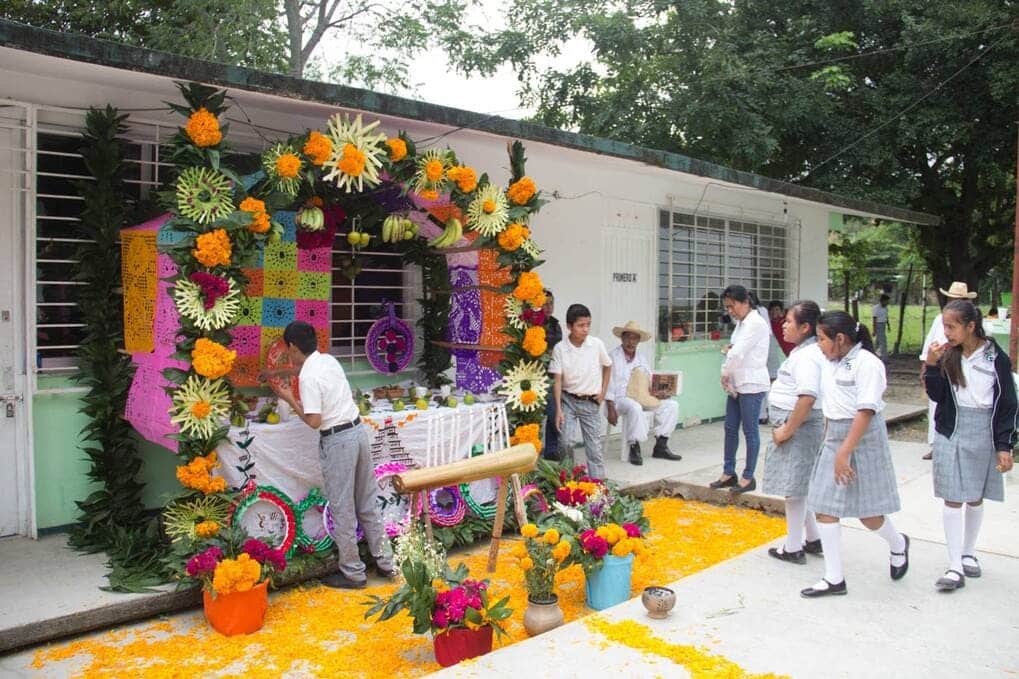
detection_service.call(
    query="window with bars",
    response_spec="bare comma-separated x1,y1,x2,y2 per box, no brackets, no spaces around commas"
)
31,107,415,377
657,209,793,341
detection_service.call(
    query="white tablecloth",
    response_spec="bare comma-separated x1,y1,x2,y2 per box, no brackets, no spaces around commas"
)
215,402,510,526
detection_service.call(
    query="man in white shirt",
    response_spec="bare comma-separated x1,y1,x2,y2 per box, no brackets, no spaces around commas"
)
605,320,681,465
549,303,613,479
872,294,892,362
919,281,979,460
271,321,395,589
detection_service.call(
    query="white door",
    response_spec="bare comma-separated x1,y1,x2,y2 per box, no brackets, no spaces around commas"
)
0,105,32,537
601,216,655,350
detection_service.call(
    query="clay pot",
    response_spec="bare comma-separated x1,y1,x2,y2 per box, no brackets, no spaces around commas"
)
202,580,269,636
522,595,565,636
641,586,676,619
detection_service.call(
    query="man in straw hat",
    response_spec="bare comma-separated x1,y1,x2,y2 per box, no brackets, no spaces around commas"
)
919,282,979,460
606,320,682,465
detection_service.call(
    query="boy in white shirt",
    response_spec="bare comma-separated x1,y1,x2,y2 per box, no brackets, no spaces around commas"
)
549,304,613,479
871,294,891,362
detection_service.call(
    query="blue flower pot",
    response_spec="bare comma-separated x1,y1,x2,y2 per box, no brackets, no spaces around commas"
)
584,553,634,610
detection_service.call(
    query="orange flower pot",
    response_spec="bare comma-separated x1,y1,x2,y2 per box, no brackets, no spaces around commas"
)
202,579,269,636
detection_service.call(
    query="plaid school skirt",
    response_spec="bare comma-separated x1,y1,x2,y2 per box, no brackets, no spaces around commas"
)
807,414,901,518
933,406,1005,503
761,406,825,497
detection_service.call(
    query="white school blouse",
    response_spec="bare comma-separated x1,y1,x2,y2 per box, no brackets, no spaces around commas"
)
954,341,996,409
721,310,771,394
919,314,946,362
821,343,886,420
769,338,825,411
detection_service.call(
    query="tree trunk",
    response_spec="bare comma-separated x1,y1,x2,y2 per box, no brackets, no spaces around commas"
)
893,263,913,356
843,270,850,311
284,0,305,77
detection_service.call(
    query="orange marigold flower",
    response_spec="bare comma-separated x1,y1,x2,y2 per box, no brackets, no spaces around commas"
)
520,390,538,406
303,130,333,166
424,159,444,182
192,229,232,268
190,401,212,420
386,138,407,162
506,176,536,205
510,423,542,453
276,153,302,178
544,528,560,545
338,143,367,177
497,223,528,251
482,199,496,214
212,553,261,595
521,523,539,538
195,520,220,538
512,270,544,306
522,325,547,357
239,196,266,214
191,337,237,380
446,165,477,193
308,196,324,208
418,189,439,201
248,211,270,234
185,107,222,148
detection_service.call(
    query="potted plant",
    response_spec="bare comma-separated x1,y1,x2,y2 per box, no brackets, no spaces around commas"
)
364,560,512,667
517,522,571,635
182,527,287,636
575,522,645,610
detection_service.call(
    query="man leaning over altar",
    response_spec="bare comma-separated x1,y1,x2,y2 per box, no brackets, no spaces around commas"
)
605,320,682,466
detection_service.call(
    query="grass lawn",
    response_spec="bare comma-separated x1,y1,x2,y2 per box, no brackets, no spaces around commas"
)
827,301,943,354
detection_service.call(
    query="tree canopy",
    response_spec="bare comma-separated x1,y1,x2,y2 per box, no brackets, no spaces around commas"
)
435,0,1018,294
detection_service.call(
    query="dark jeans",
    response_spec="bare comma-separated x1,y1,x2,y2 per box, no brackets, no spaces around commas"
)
543,393,560,460
723,392,766,480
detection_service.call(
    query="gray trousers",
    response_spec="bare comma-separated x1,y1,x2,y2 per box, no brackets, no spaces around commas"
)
319,424,393,581
875,322,888,360
562,394,605,479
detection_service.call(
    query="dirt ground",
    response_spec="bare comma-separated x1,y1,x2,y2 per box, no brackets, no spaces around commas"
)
884,354,929,444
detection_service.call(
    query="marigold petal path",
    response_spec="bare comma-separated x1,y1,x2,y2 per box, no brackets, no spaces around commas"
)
31,499,784,677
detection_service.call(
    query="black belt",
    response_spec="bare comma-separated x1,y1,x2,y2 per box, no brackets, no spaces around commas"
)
565,392,598,403
319,417,361,438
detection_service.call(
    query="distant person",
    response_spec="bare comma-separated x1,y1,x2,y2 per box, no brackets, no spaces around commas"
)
872,294,892,362
549,303,613,479
801,312,909,598
769,300,795,355
919,282,978,460
762,301,826,564
605,320,681,466
541,289,564,461
922,300,1016,592
711,285,771,495
986,306,999,319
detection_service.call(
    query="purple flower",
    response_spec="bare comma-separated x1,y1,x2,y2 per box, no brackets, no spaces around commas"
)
185,546,223,577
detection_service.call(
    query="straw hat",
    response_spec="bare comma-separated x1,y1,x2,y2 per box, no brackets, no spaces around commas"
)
939,281,977,299
612,320,651,342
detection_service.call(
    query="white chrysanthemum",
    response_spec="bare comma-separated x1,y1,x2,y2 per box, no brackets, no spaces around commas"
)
173,278,241,332
520,237,542,259
162,495,231,543
497,360,549,412
321,113,387,193
412,148,453,196
466,183,510,237
504,297,527,330
169,375,232,440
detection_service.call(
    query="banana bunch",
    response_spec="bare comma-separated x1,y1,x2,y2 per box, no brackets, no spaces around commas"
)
381,215,419,243
296,206,325,231
427,217,463,248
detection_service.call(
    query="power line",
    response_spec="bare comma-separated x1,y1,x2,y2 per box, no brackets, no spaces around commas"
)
802,34,1007,180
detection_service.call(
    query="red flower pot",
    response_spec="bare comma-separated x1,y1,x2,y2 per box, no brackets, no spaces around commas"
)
432,625,494,667
202,579,269,636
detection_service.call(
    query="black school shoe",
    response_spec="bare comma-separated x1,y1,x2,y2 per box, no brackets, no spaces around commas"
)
730,478,756,494
321,573,367,589
629,442,643,466
800,578,847,598
890,534,910,581
935,569,966,592
709,475,738,489
803,539,823,556
768,546,806,565
652,436,682,460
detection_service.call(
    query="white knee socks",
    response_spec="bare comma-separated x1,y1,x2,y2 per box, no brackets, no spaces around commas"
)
817,521,843,584
873,516,906,567
804,509,820,542
962,503,984,556
785,497,806,552
943,505,964,573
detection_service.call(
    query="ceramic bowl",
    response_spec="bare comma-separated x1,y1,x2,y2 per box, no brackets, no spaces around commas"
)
641,586,676,619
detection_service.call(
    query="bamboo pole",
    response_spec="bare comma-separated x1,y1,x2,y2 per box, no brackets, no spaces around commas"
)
486,477,509,572
392,443,538,493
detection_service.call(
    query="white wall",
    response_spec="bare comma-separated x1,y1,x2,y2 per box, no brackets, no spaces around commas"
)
0,47,838,352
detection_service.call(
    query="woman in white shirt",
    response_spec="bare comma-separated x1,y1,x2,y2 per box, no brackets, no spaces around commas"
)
762,301,826,564
711,285,771,494
923,300,1016,592
802,311,908,598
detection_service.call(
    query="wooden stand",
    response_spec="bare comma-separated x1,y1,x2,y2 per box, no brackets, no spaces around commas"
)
392,443,538,572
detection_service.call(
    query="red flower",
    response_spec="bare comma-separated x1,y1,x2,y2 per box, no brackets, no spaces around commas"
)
580,530,609,558
622,523,641,538
521,307,546,326
189,272,230,309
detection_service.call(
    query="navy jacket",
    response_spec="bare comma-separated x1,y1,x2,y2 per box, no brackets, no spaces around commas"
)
923,337,1018,453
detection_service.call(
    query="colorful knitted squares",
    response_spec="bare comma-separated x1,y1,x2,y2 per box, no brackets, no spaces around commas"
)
261,327,284,359
264,241,297,271
157,252,177,280
297,246,331,272
227,325,261,357
316,327,330,353
296,300,330,328
275,210,297,242
236,295,263,326
296,271,330,300
263,270,298,298
262,298,296,328
242,268,263,297
230,355,261,388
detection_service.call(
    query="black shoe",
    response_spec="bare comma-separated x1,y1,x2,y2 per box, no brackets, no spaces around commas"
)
321,573,367,589
922,451,933,460
961,555,981,578
935,569,966,592
803,539,823,556
730,478,756,494
542,450,562,462
652,436,682,460
768,546,806,564
709,475,738,489
628,442,643,466
800,578,847,598
376,565,399,579
890,534,909,581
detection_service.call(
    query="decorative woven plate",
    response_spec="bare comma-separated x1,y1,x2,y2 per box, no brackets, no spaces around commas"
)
365,301,414,374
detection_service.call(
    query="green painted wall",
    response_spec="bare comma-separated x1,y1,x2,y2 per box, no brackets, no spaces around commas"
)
655,340,728,423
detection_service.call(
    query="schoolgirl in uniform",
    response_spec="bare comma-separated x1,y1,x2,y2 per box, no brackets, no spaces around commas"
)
763,301,826,564
923,300,1016,592
802,311,909,597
